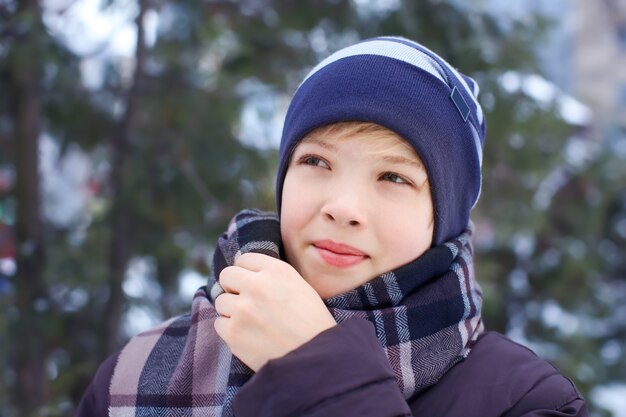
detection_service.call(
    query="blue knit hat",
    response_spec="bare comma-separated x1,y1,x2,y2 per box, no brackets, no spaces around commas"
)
276,36,486,245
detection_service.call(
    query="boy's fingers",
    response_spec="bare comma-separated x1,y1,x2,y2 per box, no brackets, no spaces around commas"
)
234,252,278,272
221,253,283,294
219,266,247,294
214,316,229,342
214,292,237,318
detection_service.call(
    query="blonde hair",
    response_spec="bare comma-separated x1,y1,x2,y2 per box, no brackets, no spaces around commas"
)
303,121,417,156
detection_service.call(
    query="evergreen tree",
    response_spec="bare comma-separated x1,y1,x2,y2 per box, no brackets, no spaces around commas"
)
0,1,623,415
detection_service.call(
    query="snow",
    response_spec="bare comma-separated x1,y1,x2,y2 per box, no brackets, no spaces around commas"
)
499,70,593,126
592,384,626,417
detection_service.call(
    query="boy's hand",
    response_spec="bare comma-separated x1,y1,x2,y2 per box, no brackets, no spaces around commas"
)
214,252,337,372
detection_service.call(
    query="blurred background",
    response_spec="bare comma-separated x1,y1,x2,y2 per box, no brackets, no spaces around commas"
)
1,0,625,415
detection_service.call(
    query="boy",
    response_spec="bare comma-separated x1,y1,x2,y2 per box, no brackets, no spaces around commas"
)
77,36,587,416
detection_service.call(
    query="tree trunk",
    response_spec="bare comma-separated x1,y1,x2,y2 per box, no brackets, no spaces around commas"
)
157,257,181,319
103,0,149,356
9,0,47,414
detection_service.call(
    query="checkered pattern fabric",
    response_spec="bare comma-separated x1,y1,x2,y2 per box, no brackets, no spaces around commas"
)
109,209,483,415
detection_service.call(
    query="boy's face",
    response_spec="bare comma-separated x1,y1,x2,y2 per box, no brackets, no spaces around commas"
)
280,127,434,299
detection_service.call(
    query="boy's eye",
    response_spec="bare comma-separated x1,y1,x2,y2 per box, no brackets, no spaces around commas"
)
380,172,411,185
299,155,329,169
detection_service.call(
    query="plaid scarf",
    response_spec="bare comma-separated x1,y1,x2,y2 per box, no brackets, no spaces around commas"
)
109,209,483,416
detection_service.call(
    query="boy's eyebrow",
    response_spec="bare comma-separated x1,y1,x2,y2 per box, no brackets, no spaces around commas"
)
382,154,425,170
301,137,337,151
300,137,424,170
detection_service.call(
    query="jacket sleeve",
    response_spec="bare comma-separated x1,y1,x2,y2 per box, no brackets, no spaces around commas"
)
505,374,588,417
74,353,118,417
232,317,412,417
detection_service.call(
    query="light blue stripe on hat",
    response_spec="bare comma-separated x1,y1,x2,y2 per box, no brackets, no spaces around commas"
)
301,37,484,135
380,36,484,126
301,39,449,87
299,36,485,172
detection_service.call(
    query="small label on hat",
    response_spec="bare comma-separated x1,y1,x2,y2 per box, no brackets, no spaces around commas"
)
450,86,470,122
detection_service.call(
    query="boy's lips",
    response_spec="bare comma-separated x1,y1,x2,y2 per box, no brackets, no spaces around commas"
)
312,240,368,268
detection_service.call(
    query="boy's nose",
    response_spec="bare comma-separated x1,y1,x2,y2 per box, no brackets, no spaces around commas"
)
320,188,367,228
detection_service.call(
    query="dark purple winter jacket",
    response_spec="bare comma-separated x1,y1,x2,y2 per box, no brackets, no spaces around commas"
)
76,318,587,416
